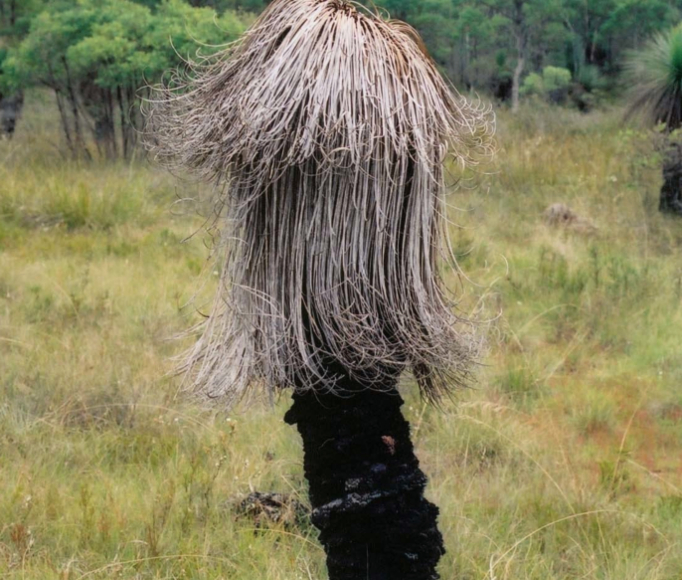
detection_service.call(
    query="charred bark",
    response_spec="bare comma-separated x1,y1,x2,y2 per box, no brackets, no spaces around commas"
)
661,149,682,215
285,377,444,580
660,172,682,215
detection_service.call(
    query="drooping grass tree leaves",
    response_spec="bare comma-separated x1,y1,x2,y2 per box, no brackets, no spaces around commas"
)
626,25,682,215
3,0,252,158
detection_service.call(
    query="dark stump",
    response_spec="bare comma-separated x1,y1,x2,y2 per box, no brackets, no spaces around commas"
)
660,169,682,214
661,145,682,215
285,379,444,580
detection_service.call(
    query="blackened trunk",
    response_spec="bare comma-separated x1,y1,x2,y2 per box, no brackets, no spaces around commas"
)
285,378,444,580
660,162,682,215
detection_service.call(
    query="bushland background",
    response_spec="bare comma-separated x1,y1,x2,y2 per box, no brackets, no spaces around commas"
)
2,1,682,579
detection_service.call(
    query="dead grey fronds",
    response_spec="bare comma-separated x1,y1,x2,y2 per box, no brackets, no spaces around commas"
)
144,0,495,404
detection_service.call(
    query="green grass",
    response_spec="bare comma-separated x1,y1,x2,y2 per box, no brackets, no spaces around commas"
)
2,93,682,579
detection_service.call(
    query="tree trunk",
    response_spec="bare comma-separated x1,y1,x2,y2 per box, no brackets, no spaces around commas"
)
511,0,529,113
285,376,445,580
0,91,23,139
54,88,76,156
511,54,525,114
62,57,90,160
511,9,527,115
46,65,76,156
660,155,682,215
589,34,598,65
125,85,139,154
118,85,129,160
105,89,118,159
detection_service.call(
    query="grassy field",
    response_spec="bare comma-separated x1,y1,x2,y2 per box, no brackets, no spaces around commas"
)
2,92,682,579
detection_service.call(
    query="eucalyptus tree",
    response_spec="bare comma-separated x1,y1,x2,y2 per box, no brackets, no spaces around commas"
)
476,0,567,111
4,1,135,157
3,0,250,158
626,25,682,214
145,0,494,578
0,0,43,139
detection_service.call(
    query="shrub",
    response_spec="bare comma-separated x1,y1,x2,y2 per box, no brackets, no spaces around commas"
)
522,66,572,104
521,72,544,97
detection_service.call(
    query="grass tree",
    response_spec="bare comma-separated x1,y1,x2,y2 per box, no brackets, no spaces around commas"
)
626,25,682,214
145,1,493,578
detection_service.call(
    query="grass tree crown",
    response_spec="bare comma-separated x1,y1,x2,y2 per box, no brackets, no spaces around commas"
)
626,24,682,131
145,0,495,404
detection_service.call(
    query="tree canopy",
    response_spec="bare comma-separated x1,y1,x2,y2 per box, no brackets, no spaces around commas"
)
2,0,682,152
0,0,253,156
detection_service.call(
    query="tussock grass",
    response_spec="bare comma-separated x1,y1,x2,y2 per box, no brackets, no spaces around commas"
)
2,94,682,579
0,163,168,231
